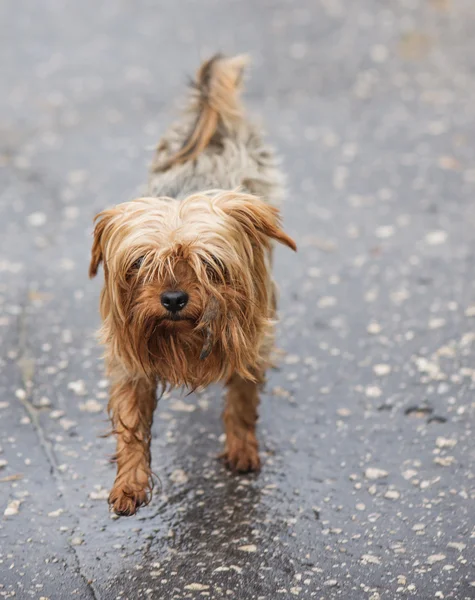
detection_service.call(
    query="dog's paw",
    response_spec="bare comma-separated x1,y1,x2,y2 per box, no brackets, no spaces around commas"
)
221,440,261,473
108,484,150,517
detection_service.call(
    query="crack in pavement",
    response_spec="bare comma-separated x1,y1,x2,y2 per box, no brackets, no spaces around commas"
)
16,296,59,474
13,290,101,600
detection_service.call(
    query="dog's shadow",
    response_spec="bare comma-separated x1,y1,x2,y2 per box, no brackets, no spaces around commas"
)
136,386,272,555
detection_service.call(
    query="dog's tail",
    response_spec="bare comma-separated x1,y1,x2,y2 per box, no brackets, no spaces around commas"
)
156,54,249,172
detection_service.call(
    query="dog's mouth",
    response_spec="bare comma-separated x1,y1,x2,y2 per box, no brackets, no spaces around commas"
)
147,298,220,360
166,314,189,322
158,313,196,325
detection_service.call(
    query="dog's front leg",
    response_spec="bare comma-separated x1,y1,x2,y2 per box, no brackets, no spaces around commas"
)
222,372,262,473
107,373,157,516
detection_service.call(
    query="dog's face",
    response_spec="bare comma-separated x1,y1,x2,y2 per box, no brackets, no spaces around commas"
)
90,191,296,388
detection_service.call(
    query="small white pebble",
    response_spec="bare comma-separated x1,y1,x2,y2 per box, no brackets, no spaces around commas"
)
59,418,77,431
170,469,188,484
184,584,210,591
438,156,459,171
447,542,466,552
50,410,65,420
290,587,302,596
4,499,22,516
361,554,381,564
370,45,389,63
60,258,75,270
429,318,445,330
367,322,382,335
375,225,394,239
285,354,300,365
307,267,321,278
415,357,441,378
318,296,337,308
79,399,103,413
62,329,73,343
434,456,455,467
238,544,257,553
71,537,84,546
336,408,351,417
464,305,475,317
426,554,446,565
365,467,388,480
436,437,457,449
384,489,400,500
89,488,109,500
373,364,391,376
425,230,447,246
230,565,242,574
169,399,196,412
67,380,87,396
28,212,47,227
365,385,382,398
64,206,79,219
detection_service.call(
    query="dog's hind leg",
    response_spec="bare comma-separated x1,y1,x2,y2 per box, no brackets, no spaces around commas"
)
222,372,262,473
107,372,157,516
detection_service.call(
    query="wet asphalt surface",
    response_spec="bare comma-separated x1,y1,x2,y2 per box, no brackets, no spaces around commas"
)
1,0,475,598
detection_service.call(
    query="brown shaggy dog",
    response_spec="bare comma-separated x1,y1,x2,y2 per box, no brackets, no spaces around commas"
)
89,54,296,516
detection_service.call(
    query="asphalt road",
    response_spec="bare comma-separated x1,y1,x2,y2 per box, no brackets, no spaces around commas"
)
1,0,475,598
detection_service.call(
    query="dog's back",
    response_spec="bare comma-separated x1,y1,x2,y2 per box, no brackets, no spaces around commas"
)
148,54,283,205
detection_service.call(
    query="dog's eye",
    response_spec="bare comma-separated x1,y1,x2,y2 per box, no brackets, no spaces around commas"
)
132,256,145,270
202,255,228,283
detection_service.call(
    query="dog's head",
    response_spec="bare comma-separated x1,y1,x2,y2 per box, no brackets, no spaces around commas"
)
90,190,296,388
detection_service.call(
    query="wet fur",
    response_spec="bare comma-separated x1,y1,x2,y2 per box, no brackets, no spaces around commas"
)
90,54,296,516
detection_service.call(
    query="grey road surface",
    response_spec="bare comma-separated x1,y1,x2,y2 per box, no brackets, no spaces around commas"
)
1,0,475,598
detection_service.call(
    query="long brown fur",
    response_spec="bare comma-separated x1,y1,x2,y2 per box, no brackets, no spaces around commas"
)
90,55,296,516
154,54,248,172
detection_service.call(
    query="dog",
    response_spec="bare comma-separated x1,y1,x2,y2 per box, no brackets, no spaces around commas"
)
89,54,296,516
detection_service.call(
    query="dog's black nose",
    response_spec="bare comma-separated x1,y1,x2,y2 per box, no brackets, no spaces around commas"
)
160,290,189,313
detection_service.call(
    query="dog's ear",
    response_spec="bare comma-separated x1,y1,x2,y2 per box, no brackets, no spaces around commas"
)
216,192,297,251
89,209,119,278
